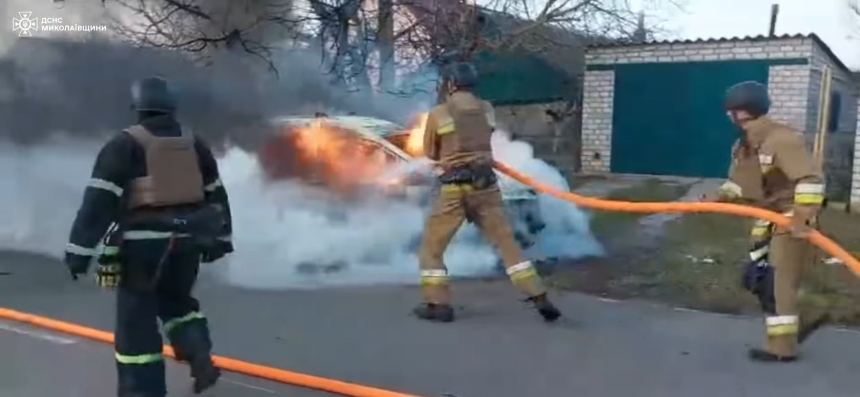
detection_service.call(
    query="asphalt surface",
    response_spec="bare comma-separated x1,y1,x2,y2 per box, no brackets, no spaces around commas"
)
3,250,860,397
0,319,319,397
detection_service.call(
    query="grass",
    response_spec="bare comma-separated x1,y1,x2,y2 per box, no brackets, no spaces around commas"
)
544,177,689,292
628,209,860,323
548,178,860,325
587,178,690,239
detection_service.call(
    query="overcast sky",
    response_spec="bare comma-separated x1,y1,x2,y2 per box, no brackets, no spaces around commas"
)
636,0,860,68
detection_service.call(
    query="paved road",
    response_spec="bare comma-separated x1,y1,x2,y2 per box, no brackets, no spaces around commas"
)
3,250,860,397
0,319,322,397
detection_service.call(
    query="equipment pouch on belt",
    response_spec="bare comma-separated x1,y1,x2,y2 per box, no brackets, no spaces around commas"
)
165,205,226,251
141,205,226,252
438,162,497,190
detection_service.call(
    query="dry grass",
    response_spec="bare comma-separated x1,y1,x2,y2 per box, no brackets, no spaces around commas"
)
548,179,860,325
629,209,860,322
587,178,690,239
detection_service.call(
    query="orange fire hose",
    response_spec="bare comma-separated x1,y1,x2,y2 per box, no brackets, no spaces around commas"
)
1,161,858,397
0,306,425,397
493,161,860,277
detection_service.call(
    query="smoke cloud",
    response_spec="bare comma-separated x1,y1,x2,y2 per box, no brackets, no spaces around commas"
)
0,3,601,289
0,130,603,289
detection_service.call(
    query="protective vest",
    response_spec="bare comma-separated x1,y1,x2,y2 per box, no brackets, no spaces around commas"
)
125,125,205,209
431,92,495,167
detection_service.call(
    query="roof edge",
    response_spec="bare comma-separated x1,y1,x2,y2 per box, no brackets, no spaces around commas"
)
585,33,854,79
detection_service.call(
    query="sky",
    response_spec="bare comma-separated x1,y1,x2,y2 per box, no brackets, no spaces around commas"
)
2,0,858,68
636,0,860,68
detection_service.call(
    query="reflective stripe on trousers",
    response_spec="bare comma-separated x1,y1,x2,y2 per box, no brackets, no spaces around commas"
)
506,261,538,281
420,269,449,286
115,352,163,364
766,315,799,336
420,269,450,304
113,313,207,366
163,311,206,335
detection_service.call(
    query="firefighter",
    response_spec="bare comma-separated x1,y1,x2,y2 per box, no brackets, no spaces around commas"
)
703,81,825,362
64,76,234,396
415,62,561,323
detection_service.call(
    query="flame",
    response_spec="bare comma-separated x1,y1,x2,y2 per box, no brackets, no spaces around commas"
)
288,119,394,193
404,113,428,157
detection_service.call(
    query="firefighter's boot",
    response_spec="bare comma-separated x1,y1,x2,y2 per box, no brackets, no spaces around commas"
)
167,320,221,394
747,348,798,363
528,293,561,322
191,360,221,394
798,312,831,344
413,303,455,323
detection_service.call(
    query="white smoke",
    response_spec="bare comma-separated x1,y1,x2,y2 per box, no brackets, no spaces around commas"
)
0,130,603,290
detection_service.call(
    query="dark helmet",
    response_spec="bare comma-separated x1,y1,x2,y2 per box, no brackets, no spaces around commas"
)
443,62,479,89
724,81,770,117
131,76,177,113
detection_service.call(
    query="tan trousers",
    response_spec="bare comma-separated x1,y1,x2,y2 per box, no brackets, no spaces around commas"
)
764,229,812,357
417,183,546,304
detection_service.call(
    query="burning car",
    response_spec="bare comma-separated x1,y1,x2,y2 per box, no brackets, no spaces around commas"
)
255,113,546,248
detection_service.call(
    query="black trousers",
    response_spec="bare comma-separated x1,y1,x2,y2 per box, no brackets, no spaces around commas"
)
112,237,213,397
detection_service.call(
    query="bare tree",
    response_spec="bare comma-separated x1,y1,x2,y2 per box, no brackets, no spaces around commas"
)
104,0,306,72
393,0,680,100
103,0,677,94
851,0,860,37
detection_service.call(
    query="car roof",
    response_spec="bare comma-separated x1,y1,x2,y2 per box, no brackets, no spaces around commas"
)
270,115,537,198
272,115,403,135
271,115,411,159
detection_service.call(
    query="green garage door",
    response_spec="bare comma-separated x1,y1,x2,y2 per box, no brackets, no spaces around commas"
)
610,61,770,177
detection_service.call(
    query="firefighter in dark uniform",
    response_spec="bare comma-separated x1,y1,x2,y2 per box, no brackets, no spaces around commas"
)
704,81,825,362
415,62,561,323
64,76,234,396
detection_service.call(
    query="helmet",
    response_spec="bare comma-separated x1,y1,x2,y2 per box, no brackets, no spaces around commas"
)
131,76,177,113
724,81,770,117
443,62,479,89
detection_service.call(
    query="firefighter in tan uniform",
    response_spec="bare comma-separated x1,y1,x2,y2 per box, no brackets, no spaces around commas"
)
705,81,825,362
65,76,233,395
414,62,561,323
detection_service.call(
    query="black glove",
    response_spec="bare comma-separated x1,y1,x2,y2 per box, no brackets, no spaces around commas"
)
95,263,121,289
200,240,233,263
64,253,92,280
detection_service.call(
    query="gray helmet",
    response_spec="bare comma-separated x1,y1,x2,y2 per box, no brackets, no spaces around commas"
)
131,76,177,113
725,81,770,117
443,62,479,88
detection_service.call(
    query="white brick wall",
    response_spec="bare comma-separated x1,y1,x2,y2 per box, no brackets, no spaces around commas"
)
580,36,827,174
768,65,811,132
580,71,613,172
853,100,860,210
584,38,811,65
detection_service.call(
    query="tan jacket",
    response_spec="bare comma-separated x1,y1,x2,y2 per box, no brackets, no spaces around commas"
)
423,91,496,168
718,117,824,217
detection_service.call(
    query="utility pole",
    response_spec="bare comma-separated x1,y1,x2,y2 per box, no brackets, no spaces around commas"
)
769,4,779,37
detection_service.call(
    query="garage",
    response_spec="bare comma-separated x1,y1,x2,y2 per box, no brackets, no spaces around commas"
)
610,60,768,177
580,34,859,180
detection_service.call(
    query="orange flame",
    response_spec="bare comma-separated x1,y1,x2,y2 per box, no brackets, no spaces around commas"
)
404,113,428,157
289,120,393,192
